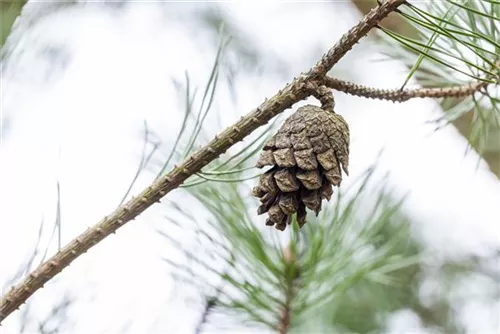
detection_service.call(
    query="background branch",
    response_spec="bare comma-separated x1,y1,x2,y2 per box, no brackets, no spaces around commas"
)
0,0,407,323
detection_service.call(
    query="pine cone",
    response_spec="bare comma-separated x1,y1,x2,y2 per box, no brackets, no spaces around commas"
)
252,104,349,231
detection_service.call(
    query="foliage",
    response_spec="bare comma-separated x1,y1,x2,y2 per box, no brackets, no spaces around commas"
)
160,164,422,332
380,0,500,157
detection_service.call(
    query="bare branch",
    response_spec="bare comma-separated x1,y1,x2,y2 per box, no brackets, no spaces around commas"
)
323,76,492,102
0,0,405,323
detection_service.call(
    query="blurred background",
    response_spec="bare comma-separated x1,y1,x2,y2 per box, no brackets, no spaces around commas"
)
1,1,499,333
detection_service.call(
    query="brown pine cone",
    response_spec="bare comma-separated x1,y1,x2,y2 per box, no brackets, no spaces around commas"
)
252,104,349,231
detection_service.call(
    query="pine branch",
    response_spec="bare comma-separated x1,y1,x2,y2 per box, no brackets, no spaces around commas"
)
169,165,422,332
0,0,408,323
323,53,499,102
323,76,492,102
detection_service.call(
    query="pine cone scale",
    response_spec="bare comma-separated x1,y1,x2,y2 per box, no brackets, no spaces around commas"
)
273,148,296,168
279,192,299,215
296,169,322,190
316,148,336,171
294,148,318,171
274,169,300,192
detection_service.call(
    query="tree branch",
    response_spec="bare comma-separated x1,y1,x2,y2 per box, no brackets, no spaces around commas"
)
0,0,406,323
322,76,491,102
309,0,406,78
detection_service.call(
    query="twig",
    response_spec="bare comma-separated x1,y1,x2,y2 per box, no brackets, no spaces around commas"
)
323,76,493,102
323,76,491,102
0,0,405,323
323,45,500,103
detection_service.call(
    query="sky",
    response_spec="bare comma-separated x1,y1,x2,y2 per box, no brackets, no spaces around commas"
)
0,1,499,333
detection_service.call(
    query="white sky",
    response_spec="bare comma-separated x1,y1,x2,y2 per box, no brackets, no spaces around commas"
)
0,1,499,333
